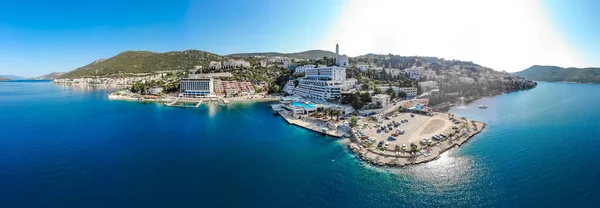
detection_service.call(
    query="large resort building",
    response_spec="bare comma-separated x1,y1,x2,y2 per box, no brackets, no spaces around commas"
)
285,44,356,101
179,73,255,98
294,66,346,100
180,77,214,98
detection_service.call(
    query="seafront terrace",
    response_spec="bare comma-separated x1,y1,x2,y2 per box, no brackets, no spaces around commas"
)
348,113,485,166
278,110,346,138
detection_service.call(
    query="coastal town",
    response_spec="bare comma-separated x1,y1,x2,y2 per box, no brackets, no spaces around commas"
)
51,44,536,167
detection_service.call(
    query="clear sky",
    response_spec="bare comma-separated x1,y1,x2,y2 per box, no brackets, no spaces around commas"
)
0,0,598,77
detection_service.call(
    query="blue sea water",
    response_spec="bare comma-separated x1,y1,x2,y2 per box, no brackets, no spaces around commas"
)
1,81,600,207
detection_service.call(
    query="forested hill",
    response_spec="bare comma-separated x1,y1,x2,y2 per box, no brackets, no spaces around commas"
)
227,50,336,60
514,65,600,83
59,50,224,78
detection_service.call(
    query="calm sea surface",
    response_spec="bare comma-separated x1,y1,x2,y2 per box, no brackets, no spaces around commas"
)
1,81,599,207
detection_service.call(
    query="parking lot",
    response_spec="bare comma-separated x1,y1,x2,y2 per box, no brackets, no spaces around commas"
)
356,113,454,153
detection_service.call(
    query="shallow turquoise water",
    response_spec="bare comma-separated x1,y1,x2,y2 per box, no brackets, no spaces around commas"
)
0,81,599,207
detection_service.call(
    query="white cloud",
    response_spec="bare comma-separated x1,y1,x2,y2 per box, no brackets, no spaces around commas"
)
320,0,587,72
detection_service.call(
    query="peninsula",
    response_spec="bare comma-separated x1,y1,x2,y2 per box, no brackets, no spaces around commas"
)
50,44,536,167
514,65,600,84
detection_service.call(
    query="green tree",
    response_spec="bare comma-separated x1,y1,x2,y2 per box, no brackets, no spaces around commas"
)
334,109,341,121
360,92,372,103
411,144,418,152
398,91,407,98
385,86,395,98
368,81,376,90
351,94,363,110
361,83,370,91
324,108,331,120
349,116,358,128
374,87,383,94
269,84,280,93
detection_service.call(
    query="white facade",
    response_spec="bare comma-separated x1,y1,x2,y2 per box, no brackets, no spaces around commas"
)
223,59,250,68
372,94,390,107
399,87,418,97
294,65,315,74
180,78,214,97
292,66,352,100
418,81,439,93
282,80,296,95
304,66,346,82
335,44,349,67
260,60,268,67
336,55,349,67
356,64,369,71
209,61,222,69
421,70,437,80
342,78,358,90
384,68,403,77
282,59,293,69
148,87,164,95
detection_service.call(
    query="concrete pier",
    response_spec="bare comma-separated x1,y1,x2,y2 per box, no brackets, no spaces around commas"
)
278,110,345,138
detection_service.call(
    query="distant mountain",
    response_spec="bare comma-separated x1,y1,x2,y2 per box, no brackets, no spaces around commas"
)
514,65,600,83
0,75,26,80
361,53,379,58
30,72,66,80
59,50,224,78
227,50,336,60
0,76,10,80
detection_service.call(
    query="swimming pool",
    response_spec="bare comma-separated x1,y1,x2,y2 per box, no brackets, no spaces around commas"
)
416,104,423,110
292,101,316,109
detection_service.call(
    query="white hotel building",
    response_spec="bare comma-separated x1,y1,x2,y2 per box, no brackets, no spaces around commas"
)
399,87,418,97
285,44,356,100
293,66,351,100
179,77,214,98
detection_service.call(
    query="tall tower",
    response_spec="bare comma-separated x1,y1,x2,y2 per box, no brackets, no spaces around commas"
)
336,44,339,56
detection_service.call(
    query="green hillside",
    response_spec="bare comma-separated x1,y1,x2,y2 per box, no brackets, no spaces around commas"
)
60,50,224,78
227,50,336,60
514,65,600,83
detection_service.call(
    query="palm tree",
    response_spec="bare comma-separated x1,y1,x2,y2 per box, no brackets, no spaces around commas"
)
323,108,331,120
335,109,342,121
329,109,336,120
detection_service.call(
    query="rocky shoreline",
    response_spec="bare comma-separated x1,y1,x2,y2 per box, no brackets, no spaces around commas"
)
431,88,530,112
346,121,485,167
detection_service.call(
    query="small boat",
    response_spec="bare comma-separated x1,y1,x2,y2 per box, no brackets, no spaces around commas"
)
219,103,226,107
479,104,488,109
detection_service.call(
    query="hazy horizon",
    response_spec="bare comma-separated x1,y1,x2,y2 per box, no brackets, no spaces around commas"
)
1,0,599,77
